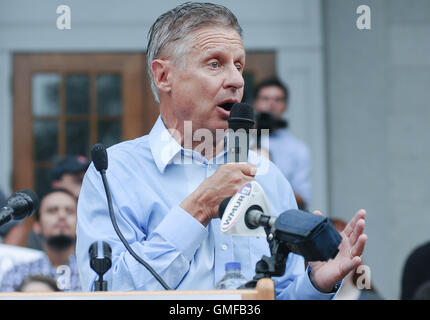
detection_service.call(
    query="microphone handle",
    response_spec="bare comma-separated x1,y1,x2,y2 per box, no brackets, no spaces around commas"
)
0,207,13,227
227,130,250,163
99,170,171,290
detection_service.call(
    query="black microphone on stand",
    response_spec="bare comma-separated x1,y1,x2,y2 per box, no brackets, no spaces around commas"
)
89,241,112,291
91,143,171,290
0,190,39,227
227,103,255,163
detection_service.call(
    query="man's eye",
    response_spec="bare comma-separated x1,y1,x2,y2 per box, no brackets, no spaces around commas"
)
236,64,242,72
210,62,219,68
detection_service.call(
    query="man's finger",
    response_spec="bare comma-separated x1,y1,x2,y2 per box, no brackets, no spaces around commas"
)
340,256,362,277
312,210,324,216
349,218,365,246
351,234,367,258
235,162,257,177
343,209,366,237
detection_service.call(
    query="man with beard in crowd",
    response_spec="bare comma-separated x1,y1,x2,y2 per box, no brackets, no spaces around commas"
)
0,189,81,292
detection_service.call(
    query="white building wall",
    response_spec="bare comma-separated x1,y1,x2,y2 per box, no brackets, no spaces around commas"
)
324,0,430,299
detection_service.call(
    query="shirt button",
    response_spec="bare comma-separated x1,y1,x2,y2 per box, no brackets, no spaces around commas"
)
221,244,228,251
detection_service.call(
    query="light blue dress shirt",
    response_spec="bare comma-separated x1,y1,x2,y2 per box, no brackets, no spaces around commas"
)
267,128,312,206
76,116,336,299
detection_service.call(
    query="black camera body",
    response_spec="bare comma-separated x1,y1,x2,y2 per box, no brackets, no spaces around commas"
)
255,112,288,132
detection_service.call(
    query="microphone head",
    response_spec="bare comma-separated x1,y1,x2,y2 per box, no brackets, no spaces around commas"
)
228,103,255,131
91,143,108,172
7,189,39,220
89,241,112,276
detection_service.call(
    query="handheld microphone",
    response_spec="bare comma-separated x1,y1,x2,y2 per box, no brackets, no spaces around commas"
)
227,103,254,163
91,143,171,290
0,189,39,227
219,181,271,238
89,241,112,291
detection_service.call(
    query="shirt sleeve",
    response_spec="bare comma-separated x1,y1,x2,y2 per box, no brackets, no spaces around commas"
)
0,266,20,292
76,164,208,292
273,254,339,300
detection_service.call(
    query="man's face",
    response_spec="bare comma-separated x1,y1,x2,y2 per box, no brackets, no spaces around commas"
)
162,26,245,134
254,85,287,119
37,191,77,240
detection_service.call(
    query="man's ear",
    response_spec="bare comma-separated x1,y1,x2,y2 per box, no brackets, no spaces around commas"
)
151,59,172,94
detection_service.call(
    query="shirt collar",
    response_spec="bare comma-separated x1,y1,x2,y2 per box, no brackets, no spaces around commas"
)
149,116,229,173
149,116,182,174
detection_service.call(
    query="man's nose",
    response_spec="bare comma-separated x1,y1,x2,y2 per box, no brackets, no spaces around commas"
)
57,208,68,220
223,64,244,91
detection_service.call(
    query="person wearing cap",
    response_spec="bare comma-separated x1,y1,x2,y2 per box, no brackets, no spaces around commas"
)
50,155,90,199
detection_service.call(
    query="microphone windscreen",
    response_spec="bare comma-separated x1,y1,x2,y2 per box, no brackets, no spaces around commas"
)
9,189,40,219
91,143,108,172
228,103,255,131
19,189,39,213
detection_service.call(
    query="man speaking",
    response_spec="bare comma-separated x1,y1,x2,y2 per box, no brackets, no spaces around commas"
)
76,2,367,299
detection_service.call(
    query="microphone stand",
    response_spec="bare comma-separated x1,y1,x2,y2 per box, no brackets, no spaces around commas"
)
240,225,291,289
94,274,108,292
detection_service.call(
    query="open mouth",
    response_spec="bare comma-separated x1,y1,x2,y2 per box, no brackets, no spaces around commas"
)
218,102,234,111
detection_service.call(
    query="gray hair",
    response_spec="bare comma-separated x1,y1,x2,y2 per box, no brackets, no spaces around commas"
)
146,2,243,104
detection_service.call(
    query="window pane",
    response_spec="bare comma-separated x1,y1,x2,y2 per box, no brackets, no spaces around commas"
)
97,74,122,115
33,121,58,162
66,121,89,157
98,121,121,148
32,73,60,117
66,74,90,115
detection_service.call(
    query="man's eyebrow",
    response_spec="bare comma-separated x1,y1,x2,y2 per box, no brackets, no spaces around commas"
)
45,205,59,210
201,47,245,61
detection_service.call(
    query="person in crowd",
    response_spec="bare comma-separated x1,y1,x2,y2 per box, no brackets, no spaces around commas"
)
3,155,89,248
16,274,61,292
0,188,81,292
253,78,311,210
50,155,90,199
401,240,430,299
76,2,367,299
25,155,90,250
